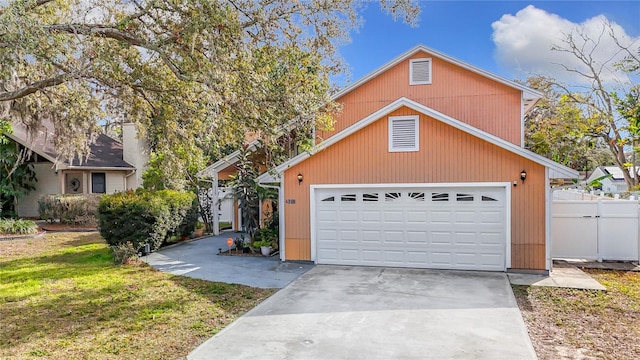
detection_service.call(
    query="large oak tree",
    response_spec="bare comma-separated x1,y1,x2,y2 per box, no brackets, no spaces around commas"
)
0,0,419,189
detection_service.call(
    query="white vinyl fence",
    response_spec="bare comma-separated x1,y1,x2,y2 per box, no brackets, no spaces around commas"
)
552,197,640,262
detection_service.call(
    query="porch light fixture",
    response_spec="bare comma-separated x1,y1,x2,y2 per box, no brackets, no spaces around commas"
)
520,170,527,183
297,173,303,184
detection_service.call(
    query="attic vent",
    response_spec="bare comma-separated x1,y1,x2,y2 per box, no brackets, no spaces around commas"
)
389,115,419,152
410,58,432,85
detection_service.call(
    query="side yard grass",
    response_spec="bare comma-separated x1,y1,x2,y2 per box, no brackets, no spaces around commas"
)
0,232,275,359
513,269,640,360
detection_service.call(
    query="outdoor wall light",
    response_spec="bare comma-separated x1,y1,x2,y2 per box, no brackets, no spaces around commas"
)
520,170,527,183
297,173,303,184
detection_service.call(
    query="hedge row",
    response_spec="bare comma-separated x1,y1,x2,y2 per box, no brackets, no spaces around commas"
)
38,194,101,225
97,189,198,252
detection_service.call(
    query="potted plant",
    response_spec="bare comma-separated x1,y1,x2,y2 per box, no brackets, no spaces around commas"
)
253,239,273,256
193,221,205,237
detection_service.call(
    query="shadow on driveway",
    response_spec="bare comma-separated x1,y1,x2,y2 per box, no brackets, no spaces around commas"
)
143,233,313,289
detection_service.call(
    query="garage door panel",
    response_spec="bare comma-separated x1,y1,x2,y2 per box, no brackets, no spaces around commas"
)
339,249,359,261
339,230,359,242
361,211,382,223
383,211,404,223
362,250,382,262
454,211,478,224
407,211,428,223
317,209,338,222
315,186,506,271
479,211,503,224
383,251,404,263
406,231,428,244
406,251,429,263
478,254,503,267
454,232,477,245
339,210,359,222
454,252,477,265
430,211,452,223
478,232,503,246
317,248,338,261
383,231,404,243
432,252,453,265
318,229,338,241
430,231,453,245
362,230,382,243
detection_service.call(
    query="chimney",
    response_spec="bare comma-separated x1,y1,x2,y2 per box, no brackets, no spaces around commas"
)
122,123,149,189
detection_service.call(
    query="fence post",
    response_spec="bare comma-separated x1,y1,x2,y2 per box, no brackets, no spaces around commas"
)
597,199,602,262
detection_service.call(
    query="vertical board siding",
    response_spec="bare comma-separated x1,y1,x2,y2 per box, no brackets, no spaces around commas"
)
285,106,547,270
319,51,522,146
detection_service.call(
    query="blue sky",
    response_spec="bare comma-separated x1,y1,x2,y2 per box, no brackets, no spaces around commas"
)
339,1,640,85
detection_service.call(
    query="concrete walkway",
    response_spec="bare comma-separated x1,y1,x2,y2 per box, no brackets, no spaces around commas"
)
189,266,537,360
508,262,607,291
559,259,640,272
143,233,313,288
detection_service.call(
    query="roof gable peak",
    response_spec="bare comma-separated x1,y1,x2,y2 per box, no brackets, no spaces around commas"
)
332,44,542,104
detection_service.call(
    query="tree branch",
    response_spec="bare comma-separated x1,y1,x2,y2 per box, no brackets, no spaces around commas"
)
0,73,69,102
44,23,190,81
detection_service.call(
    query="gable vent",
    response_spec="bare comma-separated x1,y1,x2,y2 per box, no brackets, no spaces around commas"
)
410,58,432,85
389,115,419,152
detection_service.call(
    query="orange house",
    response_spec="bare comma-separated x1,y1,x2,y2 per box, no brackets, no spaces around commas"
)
211,45,576,274
261,45,577,274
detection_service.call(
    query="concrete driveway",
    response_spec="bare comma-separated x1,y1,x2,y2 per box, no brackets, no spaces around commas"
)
189,266,537,360
143,234,313,288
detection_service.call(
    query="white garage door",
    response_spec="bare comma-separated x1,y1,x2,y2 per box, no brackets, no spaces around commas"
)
314,186,507,271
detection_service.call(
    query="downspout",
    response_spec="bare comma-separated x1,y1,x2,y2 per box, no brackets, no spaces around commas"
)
124,170,136,190
545,167,552,274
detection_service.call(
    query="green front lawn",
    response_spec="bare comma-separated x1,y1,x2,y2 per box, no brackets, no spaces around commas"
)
0,232,275,359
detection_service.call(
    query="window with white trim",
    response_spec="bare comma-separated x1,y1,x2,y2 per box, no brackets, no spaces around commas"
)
91,172,106,194
409,58,432,85
388,115,419,152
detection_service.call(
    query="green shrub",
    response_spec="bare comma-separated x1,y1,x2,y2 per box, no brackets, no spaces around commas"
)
0,218,38,235
176,197,199,237
110,242,139,264
97,189,197,252
37,194,101,225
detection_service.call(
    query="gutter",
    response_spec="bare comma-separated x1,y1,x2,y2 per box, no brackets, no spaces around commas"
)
66,166,136,171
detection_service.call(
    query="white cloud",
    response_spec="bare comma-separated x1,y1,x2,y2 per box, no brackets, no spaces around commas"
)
491,5,639,84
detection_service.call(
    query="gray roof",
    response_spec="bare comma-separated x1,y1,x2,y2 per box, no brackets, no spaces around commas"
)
601,166,639,181
8,119,134,170
69,133,135,169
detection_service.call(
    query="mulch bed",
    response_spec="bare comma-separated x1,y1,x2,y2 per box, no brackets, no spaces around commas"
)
38,223,97,232
0,230,47,241
217,248,279,257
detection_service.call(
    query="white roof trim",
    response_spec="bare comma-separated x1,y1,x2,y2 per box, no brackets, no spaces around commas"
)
257,171,281,183
196,140,260,178
272,97,578,179
67,166,136,171
331,44,542,102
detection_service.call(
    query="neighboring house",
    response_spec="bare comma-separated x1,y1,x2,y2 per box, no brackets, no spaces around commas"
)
202,45,578,274
8,121,148,217
586,166,635,194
